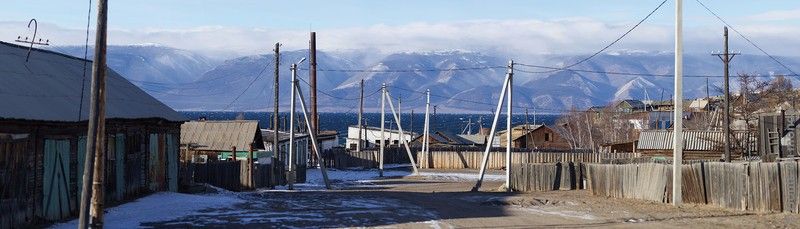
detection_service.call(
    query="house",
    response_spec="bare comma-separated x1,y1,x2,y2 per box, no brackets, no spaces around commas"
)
180,120,266,162
411,131,475,147
458,134,488,146
261,129,310,168
0,41,185,227
758,112,800,158
637,130,757,160
616,99,647,113
493,125,571,149
346,126,416,150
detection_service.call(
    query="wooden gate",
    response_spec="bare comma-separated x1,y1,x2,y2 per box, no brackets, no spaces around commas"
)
42,139,71,220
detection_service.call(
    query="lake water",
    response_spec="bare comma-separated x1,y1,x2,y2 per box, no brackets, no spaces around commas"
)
181,112,559,144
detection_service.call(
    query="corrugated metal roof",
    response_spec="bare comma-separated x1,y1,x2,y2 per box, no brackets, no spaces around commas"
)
637,130,756,151
0,41,185,122
181,120,263,151
458,134,486,144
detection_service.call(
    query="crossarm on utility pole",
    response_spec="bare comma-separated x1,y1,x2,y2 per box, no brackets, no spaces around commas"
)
294,83,332,189
385,90,419,175
472,70,512,192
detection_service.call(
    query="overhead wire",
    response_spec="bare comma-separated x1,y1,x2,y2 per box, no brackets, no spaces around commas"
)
694,0,800,79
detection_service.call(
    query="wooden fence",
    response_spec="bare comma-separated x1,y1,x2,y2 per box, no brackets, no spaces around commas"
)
419,151,641,170
323,147,413,169
509,162,584,192
184,161,284,191
585,161,800,213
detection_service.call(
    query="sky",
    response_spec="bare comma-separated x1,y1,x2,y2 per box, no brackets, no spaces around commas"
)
1,0,800,58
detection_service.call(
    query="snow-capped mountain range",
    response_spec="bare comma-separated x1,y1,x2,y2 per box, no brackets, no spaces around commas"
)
53,45,800,113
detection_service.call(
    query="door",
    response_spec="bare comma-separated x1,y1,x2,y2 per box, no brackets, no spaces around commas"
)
166,134,178,192
115,134,126,200
42,139,71,220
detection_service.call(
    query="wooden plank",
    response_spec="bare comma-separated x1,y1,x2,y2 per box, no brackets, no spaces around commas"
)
780,161,798,213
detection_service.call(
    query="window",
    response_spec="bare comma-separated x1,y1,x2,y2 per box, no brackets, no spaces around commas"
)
349,143,356,150
544,133,551,142
393,140,399,145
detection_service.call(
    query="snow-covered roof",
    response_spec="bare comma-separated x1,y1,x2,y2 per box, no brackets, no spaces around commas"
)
0,41,185,122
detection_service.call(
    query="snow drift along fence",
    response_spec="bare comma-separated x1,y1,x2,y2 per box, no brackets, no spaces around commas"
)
509,162,584,192
585,161,800,213
419,151,640,170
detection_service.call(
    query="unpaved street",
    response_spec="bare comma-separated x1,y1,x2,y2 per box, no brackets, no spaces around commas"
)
132,167,800,228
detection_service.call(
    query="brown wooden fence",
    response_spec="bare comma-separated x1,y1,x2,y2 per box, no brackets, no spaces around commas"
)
509,162,584,192
419,151,641,170
184,161,284,191
323,147,413,169
584,161,800,213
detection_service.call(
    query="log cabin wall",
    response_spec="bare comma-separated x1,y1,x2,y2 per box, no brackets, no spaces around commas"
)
0,119,180,228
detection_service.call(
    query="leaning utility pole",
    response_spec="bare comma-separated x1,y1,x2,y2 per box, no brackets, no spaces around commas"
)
713,27,738,163
474,60,513,192
309,32,319,136
673,0,684,206
79,0,108,227
397,96,402,147
357,79,364,152
272,43,280,183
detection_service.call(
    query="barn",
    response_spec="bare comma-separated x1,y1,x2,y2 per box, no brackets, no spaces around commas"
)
0,41,185,227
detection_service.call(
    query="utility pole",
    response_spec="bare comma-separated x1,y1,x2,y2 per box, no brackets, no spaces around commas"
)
397,96,402,147
474,60,513,192
423,89,431,168
505,60,513,192
379,83,386,177
410,109,414,139
673,0,684,206
309,32,318,136
357,79,364,152
79,0,108,227
713,27,738,163
272,42,280,184
288,58,306,190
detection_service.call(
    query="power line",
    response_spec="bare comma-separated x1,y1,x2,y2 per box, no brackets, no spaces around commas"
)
536,0,669,74
77,0,93,121
514,62,798,78
220,58,272,111
694,0,800,79
303,65,504,73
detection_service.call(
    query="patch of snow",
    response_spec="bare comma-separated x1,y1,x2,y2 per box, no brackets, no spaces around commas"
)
50,190,245,229
418,171,504,182
522,208,597,221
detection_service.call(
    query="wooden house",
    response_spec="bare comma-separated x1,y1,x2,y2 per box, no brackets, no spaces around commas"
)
0,41,185,227
494,125,571,149
411,131,475,147
180,120,266,162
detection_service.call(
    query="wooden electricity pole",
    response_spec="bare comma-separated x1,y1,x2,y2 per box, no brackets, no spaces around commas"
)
713,27,738,162
309,32,318,136
357,79,364,152
79,0,108,227
272,42,280,183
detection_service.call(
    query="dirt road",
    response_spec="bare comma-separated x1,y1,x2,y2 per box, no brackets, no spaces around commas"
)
142,168,800,228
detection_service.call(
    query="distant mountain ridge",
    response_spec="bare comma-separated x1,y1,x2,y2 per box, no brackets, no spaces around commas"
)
50,45,800,113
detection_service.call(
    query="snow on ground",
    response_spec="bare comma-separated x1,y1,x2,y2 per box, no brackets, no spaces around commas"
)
50,186,245,229
269,164,505,191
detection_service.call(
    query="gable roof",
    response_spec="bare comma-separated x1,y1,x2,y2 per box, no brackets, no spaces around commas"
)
181,120,264,151
0,41,185,122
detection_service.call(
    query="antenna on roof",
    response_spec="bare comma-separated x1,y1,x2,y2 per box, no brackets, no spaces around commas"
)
14,18,50,62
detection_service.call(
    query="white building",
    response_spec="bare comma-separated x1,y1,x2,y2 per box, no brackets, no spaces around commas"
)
346,125,416,150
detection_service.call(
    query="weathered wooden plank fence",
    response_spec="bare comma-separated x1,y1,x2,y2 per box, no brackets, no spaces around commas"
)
509,162,584,192
584,160,800,214
184,161,284,191
323,147,414,169
419,151,641,169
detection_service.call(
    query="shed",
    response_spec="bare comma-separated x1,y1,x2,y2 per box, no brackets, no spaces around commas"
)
637,130,757,160
0,41,185,227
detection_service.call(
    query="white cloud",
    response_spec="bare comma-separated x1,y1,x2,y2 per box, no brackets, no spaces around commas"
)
747,8,800,21
1,18,800,58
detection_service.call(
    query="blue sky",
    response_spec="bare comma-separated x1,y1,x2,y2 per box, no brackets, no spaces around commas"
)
2,0,800,56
